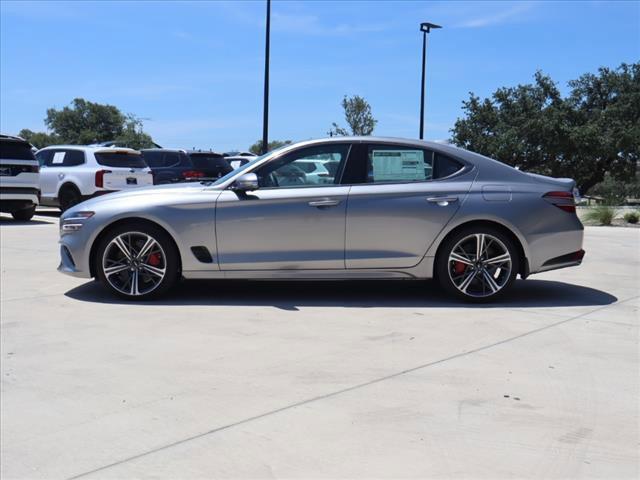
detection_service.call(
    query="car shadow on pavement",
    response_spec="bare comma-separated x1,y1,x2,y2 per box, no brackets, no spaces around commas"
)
65,279,617,310
0,216,54,226
34,209,61,218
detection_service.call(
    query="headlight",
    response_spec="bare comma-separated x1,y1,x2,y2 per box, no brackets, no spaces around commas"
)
61,211,94,233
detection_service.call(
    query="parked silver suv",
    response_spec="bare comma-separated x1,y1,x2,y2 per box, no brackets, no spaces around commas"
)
0,134,40,221
36,146,153,211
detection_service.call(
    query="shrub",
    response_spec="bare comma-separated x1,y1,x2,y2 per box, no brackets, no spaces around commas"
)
623,211,639,224
589,175,640,205
583,206,616,225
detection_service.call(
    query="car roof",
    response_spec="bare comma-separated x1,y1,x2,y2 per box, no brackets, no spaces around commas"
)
283,136,515,170
38,145,141,154
186,149,223,154
141,148,186,154
0,134,30,144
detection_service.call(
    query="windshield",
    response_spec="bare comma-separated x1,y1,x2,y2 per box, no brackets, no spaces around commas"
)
205,145,288,185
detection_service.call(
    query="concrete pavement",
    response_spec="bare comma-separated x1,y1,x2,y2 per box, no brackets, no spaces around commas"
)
1,212,638,479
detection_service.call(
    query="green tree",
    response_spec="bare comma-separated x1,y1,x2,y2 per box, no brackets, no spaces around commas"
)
17,129,61,149
45,98,125,144
18,98,156,149
248,139,292,155
451,63,639,194
113,115,155,150
329,95,377,136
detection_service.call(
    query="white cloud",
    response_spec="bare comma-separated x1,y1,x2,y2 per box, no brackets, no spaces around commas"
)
454,2,534,28
271,11,391,36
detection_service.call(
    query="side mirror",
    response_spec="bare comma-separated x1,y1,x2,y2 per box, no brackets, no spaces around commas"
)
232,172,259,192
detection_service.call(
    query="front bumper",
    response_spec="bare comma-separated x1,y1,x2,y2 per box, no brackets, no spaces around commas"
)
57,223,95,279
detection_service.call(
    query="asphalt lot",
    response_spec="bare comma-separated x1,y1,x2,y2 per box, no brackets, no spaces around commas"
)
1,210,638,479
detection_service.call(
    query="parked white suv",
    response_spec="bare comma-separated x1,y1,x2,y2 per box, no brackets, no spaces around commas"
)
36,146,153,211
0,134,40,221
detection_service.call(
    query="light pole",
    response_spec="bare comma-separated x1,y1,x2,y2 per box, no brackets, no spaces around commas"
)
419,22,441,140
261,0,271,154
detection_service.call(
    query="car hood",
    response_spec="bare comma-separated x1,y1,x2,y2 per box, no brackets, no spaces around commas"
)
71,182,222,211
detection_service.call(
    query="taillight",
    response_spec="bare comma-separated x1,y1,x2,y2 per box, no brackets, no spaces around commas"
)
543,191,576,213
182,170,205,180
95,169,112,188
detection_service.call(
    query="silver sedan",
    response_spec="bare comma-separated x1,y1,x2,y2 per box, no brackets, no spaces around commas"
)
58,137,585,302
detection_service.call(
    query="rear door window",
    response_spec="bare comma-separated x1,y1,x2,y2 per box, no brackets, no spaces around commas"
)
95,151,147,168
62,150,85,166
366,145,433,183
0,140,35,160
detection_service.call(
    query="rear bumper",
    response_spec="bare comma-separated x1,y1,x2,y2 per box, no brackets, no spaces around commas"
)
536,249,585,273
0,187,40,211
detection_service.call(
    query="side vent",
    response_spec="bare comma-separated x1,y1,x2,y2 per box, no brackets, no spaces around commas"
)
191,246,214,263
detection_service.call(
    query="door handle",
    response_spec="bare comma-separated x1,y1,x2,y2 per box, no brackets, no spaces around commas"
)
308,199,341,208
427,196,458,205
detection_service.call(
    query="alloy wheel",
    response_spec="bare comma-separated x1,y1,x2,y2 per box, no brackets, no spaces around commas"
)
448,233,512,298
102,232,167,296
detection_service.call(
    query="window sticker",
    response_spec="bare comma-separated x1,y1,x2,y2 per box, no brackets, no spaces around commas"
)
371,150,427,182
52,152,66,165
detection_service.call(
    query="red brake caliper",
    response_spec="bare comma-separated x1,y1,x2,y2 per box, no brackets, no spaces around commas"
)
147,252,162,267
453,261,466,275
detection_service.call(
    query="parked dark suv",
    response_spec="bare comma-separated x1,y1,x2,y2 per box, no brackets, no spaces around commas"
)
141,149,233,184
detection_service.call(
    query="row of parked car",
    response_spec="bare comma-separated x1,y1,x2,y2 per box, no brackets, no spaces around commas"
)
0,134,257,220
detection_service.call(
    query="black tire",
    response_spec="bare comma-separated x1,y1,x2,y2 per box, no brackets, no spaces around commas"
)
95,222,180,300
11,205,36,221
59,186,82,212
436,226,519,303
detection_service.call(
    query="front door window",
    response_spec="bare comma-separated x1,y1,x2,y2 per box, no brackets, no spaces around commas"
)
255,144,350,188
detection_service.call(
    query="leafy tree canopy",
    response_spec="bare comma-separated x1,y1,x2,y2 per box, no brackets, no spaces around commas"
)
329,95,377,136
451,63,639,193
248,139,292,155
17,129,61,149
18,98,155,150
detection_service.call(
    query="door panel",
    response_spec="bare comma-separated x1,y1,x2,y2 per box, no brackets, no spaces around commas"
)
345,179,473,269
216,186,349,270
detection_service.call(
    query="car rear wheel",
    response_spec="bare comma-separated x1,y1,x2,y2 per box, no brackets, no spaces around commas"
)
436,226,519,302
11,205,36,221
59,186,81,212
95,224,179,300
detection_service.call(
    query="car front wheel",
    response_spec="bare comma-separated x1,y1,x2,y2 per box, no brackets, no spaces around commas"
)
436,226,519,302
95,223,179,300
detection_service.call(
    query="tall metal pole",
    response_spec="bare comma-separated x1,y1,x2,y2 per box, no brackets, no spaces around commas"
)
419,30,427,140
418,22,441,140
261,0,271,154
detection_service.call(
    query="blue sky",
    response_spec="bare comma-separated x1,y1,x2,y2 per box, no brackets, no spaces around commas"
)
1,0,638,151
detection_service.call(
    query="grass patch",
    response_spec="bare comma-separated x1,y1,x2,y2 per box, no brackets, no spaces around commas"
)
583,206,617,225
623,211,639,224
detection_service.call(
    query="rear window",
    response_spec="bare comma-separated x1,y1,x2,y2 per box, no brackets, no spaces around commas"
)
189,154,230,170
95,151,147,168
142,151,181,168
0,140,35,160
